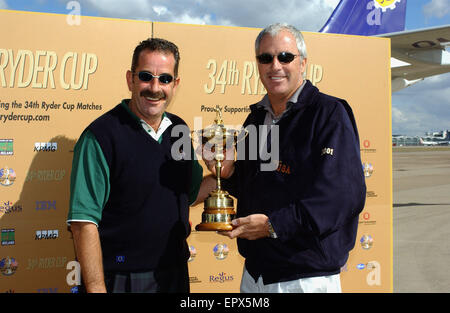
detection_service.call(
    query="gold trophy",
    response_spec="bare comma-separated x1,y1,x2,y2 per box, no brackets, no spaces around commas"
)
194,109,246,231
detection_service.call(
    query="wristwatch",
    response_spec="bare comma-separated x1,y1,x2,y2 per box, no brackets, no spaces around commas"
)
268,220,278,239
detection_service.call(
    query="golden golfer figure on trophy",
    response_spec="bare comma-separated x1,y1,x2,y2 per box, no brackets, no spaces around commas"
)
194,109,247,231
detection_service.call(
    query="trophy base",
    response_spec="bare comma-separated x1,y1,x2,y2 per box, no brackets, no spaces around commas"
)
195,222,234,231
195,189,236,232
195,207,236,232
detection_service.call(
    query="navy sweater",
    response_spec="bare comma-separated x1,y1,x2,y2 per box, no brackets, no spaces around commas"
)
88,102,193,272
224,81,366,284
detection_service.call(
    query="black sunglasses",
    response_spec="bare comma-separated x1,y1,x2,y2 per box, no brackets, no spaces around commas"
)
134,71,174,84
256,52,299,64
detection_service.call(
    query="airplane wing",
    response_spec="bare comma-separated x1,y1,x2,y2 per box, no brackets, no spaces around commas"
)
381,25,450,82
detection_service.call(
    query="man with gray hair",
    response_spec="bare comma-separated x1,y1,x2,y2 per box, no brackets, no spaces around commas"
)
198,23,366,293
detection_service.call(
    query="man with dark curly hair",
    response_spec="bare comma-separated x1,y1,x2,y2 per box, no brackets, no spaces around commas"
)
67,38,202,293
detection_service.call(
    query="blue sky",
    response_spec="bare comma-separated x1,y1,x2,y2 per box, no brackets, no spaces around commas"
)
1,0,449,135
405,0,449,29
2,0,448,31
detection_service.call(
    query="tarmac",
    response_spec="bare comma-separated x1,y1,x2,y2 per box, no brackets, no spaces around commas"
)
393,146,450,292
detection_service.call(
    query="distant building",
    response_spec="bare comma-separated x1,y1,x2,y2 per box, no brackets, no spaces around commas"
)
392,130,450,146
392,135,420,146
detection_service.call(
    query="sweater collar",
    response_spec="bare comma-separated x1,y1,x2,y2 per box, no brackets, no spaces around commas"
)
120,99,172,143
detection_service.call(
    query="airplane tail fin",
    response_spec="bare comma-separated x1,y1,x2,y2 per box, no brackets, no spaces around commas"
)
319,0,407,36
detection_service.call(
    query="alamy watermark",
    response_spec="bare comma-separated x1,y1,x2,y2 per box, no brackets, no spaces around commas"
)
66,1,81,26
170,117,280,172
366,1,382,26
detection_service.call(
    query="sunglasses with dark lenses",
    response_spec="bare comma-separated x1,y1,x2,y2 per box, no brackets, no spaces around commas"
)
135,71,174,84
256,52,299,64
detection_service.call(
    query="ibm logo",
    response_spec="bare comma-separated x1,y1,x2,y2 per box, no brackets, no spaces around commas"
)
35,230,59,240
35,201,57,210
34,142,57,152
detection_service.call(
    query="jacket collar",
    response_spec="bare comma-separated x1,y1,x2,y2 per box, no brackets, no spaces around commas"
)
249,80,319,117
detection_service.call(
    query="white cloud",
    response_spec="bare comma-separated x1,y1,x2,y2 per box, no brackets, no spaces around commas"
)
78,0,338,31
74,0,449,136
153,6,168,16
81,0,153,20
177,13,212,25
324,0,341,8
392,107,408,123
0,0,8,9
392,72,450,135
423,0,450,19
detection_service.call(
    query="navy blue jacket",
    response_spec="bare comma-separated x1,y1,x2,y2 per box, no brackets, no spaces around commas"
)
224,80,366,284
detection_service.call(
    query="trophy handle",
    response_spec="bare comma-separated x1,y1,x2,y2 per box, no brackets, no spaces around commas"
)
234,127,249,144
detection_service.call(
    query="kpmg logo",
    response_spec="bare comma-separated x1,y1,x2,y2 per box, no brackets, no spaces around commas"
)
209,272,234,284
34,142,57,152
0,139,13,155
35,230,59,240
0,167,16,186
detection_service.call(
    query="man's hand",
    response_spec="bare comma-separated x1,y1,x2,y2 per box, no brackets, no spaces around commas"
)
218,214,270,240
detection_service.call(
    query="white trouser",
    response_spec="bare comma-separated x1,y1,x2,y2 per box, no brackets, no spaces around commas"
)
240,266,342,293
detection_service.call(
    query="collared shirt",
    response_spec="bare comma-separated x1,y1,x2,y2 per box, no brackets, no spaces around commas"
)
258,80,306,125
120,99,172,143
140,115,172,143
256,81,306,161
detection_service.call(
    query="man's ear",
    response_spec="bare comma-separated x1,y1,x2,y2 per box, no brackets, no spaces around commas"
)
173,76,180,91
126,70,133,92
300,57,307,77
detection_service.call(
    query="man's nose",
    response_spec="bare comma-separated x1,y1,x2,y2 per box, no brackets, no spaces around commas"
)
148,77,162,91
270,57,283,70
